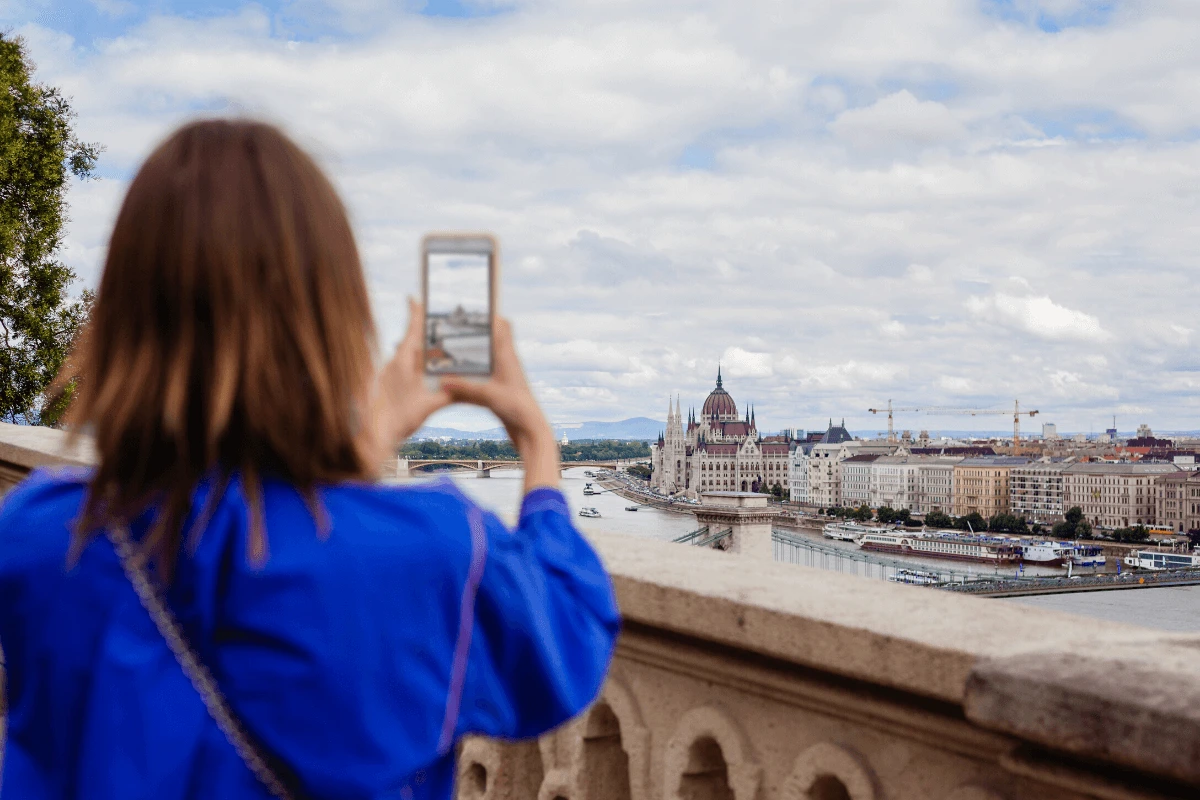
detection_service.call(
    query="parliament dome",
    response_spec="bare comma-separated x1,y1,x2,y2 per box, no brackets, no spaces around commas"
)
702,367,738,420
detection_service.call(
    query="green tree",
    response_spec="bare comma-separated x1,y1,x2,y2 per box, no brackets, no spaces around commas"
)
770,481,784,500
957,512,986,533
0,35,100,424
853,503,872,522
924,510,954,529
987,513,1029,534
1112,525,1150,544
876,506,896,524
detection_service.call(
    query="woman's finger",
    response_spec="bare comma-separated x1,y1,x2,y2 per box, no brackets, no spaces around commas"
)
440,376,498,408
401,297,425,350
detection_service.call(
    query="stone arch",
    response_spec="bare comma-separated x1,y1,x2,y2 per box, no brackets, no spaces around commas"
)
460,737,544,800
458,738,498,800
538,674,652,800
780,742,877,800
578,703,632,800
663,705,760,800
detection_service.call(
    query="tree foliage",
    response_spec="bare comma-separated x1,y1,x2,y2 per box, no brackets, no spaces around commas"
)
924,510,954,529
400,438,650,463
0,34,100,423
1111,525,1150,544
1052,506,1093,540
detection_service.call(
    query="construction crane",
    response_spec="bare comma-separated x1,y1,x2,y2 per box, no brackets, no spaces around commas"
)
868,400,1039,454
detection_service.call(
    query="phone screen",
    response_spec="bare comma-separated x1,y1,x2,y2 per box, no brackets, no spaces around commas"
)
424,247,493,376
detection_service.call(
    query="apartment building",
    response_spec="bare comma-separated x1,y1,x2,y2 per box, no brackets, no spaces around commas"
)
787,443,813,504
1010,461,1070,525
909,457,961,515
807,440,897,508
841,454,882,506
870,455,911,509
1062,462,1180,529
1156,470,1200,532
952,457,1030,517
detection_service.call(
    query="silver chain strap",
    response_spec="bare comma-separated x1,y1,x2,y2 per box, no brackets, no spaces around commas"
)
106,525,295,800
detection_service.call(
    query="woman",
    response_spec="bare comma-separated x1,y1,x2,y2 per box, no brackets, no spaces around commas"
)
0,120,620,799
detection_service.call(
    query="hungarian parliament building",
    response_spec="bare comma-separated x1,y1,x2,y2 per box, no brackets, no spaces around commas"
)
650,368,791,497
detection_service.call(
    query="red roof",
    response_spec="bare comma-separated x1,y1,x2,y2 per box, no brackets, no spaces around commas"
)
700,443,739,455
761,443,789,455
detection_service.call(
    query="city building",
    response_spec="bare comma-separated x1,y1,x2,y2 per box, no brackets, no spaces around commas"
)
650,369,791,497
1156,471,1200,532
840,454,881,506
907,456,961,515
1042,422,1058,440
952,457,1030,518
807,428,895,508
787,442,813,504
1009,461,1070,525
1062,462,1180,529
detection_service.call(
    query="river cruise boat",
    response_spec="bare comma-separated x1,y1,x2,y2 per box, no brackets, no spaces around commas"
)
822,522,875,542
887,569,942,586
1069,543,1106,568
858,529,1020,564
583,483,599,496
578,507,601,518
1123,550,1200,571
1020,541,1072,567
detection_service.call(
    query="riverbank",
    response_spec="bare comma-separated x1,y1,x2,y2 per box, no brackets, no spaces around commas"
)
594,477,698,515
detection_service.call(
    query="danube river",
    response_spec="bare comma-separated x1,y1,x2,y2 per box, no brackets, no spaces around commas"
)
424,467,1200,633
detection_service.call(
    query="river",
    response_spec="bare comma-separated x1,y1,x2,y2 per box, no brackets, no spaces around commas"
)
420,467,1200,634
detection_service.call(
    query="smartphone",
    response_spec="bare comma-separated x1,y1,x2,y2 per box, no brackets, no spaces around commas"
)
421,233,497,377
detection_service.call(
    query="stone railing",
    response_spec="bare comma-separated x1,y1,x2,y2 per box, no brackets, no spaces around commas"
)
2,424,1199,798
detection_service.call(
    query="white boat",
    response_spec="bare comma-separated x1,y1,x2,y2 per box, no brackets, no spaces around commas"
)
1123,550,1200,571
1020,541,1072,567
887,568,942,586
1069,543,1106,568
578,507,601,518
823,522,874,542
625,505,639,512
859,529,1020,564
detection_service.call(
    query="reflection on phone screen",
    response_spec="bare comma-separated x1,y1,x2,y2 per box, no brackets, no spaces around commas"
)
425,251,492,375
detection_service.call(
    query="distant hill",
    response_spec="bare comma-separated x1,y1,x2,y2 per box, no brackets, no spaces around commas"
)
414,416,663,442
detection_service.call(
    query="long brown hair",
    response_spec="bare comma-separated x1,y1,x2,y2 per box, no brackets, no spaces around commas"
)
66,119,377,579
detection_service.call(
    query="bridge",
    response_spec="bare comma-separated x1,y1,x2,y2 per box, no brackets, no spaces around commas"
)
388,457,638,478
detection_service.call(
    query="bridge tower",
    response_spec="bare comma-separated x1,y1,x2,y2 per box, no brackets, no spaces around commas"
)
693,492,780,561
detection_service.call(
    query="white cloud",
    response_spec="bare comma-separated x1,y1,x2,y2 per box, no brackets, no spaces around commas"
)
16,0,1200,430
966,292,1109,342
830,90,968,150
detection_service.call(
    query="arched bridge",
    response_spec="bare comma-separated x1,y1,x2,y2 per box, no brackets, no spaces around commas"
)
389,457,641,478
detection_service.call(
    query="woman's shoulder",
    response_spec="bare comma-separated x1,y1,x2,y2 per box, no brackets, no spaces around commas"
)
0,466,90,571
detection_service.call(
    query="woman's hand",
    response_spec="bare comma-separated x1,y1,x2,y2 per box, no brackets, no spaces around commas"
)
441,317,560,493
368,299,452,468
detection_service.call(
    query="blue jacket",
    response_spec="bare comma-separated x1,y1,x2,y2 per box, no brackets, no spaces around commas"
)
0,468,620,799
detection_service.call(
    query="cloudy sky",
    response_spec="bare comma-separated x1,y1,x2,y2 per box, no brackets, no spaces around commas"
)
11,0,1200,434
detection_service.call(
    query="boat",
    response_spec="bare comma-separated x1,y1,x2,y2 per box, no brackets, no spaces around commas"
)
887,568,942,586
858,529,1020,564
625,505,639,512
584,471,595,477
1019,541,1072,567
823,522,874,542
1069,543,1106,568
578,507,601,518
1122,550,1200,571
583,482,599,496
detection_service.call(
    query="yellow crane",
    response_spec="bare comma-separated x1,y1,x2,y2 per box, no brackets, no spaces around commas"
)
868,400,1039,454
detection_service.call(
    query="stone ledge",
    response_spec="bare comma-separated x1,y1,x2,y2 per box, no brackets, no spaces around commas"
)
965,643,1200,788
588,530,1188,707
0,421,94,474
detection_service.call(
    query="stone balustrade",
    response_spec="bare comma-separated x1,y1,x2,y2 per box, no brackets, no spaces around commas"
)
2,422,1199,798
